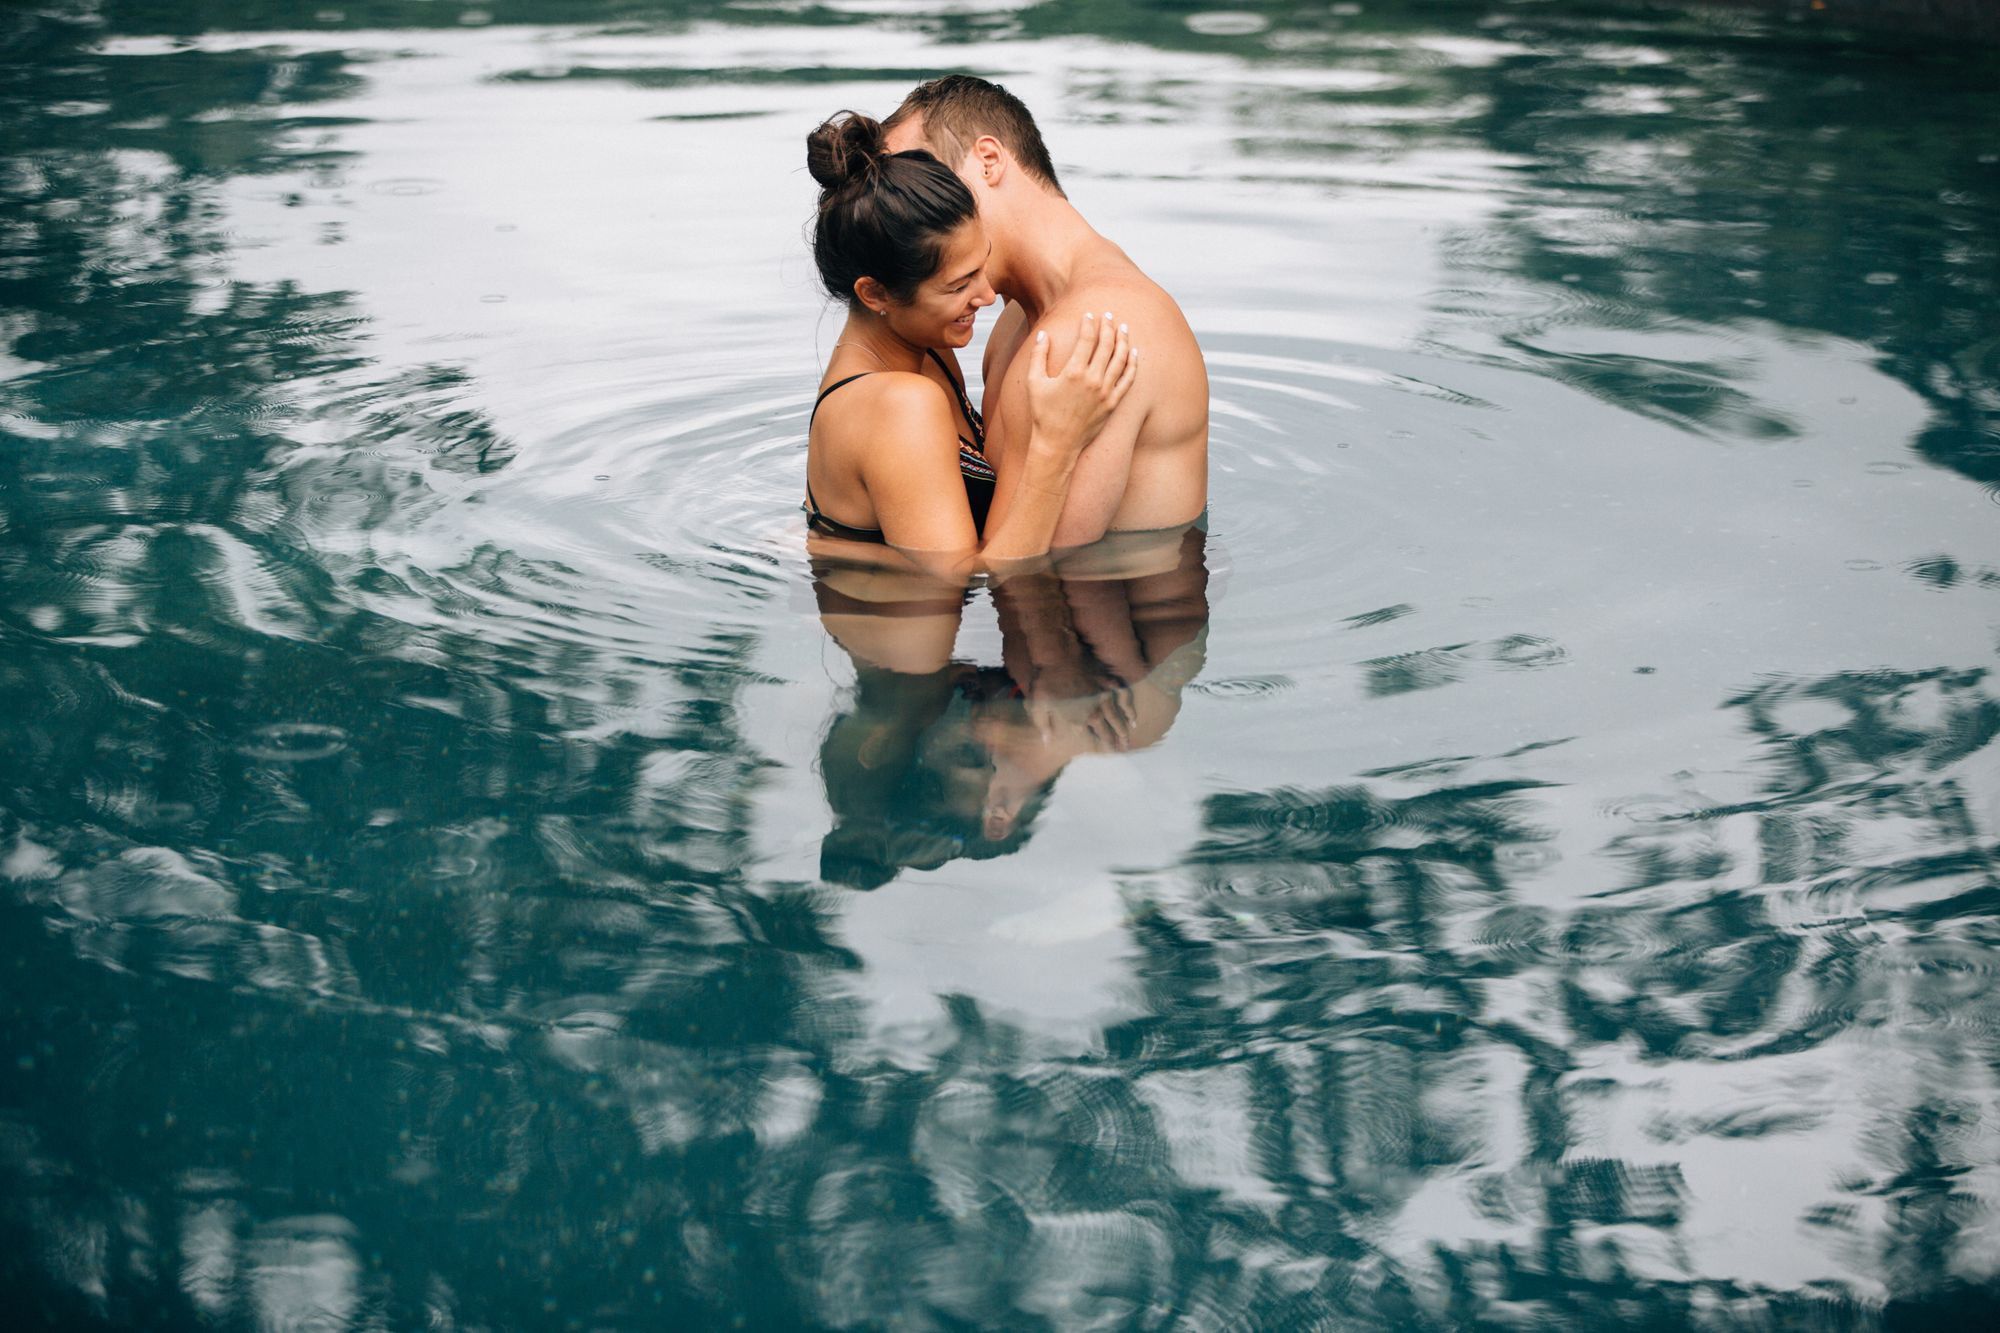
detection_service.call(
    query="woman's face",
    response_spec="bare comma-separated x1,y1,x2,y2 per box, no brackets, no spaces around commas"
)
886,218,995,350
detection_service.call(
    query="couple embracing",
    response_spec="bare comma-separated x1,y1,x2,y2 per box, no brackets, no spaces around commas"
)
804,76,1207,566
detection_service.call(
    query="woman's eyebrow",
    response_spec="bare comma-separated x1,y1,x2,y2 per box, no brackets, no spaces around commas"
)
945,243,994,286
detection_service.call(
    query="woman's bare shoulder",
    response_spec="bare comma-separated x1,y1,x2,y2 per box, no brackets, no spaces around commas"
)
815,372,958,483
818,370,953,430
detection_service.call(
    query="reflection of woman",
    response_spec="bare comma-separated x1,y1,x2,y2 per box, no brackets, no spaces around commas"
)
804,112,1134,565
817,663,1045,889
815,525,1209,886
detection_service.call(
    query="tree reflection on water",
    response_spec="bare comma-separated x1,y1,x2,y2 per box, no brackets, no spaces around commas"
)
2,1,1999,1329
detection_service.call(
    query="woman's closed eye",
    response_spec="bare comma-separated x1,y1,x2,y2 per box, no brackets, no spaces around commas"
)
945,263,988,295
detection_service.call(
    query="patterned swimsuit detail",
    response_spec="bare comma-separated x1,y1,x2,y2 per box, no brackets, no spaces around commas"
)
804,349,995,542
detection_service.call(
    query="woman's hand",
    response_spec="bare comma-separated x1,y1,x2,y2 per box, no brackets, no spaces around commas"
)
976,311,1138,563
1024,311,1138,457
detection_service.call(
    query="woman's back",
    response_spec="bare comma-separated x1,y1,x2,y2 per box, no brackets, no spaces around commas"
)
804,348,993,542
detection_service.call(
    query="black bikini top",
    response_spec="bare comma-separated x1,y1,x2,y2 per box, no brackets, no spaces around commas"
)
804,350,994,543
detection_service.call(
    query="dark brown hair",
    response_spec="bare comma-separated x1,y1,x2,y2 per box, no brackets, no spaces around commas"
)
883,75,1063,197
807,111,977,307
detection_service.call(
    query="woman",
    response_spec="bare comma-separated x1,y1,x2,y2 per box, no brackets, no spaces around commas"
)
804,111,1134,567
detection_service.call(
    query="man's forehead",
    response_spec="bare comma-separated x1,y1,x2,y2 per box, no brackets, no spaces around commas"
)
883,114,925,154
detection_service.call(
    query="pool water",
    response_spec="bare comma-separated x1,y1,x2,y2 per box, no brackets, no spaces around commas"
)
3,1,1999,1327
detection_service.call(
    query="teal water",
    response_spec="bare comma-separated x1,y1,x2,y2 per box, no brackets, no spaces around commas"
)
3,1,1999,1328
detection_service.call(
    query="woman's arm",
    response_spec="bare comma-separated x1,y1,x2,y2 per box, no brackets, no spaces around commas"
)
854,312,1135,578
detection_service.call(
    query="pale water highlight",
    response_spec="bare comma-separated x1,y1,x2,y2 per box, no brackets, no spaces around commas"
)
2,2,1998,1328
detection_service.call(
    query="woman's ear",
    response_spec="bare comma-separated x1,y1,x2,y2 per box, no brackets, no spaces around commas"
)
852,275,890,315
971,134,1006,186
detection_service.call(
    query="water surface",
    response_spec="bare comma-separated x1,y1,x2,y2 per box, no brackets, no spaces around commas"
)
4,1,1999,1328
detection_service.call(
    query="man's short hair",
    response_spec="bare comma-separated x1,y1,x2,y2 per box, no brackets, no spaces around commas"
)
885,75,1064,197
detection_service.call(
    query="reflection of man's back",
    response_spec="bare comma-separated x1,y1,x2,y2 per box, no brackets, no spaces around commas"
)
814,525,1210,889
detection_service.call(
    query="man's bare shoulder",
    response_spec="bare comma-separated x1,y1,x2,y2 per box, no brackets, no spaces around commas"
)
1043,253,1207,434
1034,250,1201,381
1075,245,1195,327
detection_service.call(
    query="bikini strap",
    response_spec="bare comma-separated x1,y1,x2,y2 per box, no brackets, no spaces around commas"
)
810,371,874,427
925,349,984,447
806,371,886,539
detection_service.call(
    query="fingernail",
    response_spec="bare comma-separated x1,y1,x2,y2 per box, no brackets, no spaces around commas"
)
1036,330,1046,342
1119,323,1128,333
1104,311,1114,320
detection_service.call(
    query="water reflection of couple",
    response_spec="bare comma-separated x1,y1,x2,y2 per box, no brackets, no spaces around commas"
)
817,525,1209,888
802,78,1211,884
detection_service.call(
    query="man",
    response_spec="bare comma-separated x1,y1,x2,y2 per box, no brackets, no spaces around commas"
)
884,76,1208,549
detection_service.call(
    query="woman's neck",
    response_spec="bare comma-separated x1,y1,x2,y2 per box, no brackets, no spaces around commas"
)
832,311,925,373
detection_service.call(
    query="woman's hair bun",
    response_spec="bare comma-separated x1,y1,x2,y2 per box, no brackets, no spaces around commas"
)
805,107,974,306
806,111,887,191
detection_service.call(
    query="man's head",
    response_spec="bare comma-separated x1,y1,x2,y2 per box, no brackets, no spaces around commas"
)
883,75,1064,198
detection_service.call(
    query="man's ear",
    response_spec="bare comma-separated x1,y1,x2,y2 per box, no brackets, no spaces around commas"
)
970,134,1007,186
